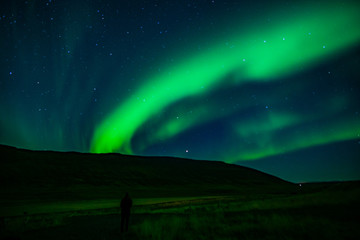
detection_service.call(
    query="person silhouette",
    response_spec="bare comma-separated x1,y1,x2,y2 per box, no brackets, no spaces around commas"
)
120,192,132,233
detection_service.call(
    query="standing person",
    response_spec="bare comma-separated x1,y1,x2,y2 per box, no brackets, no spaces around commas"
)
120,192,132,233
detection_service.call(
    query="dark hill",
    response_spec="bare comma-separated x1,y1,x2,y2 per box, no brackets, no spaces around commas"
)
0,144,294,202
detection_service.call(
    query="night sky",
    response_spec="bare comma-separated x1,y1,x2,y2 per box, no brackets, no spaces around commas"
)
1,0,359,182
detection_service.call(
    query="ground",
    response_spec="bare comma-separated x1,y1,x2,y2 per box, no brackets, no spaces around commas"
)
1,182,359,240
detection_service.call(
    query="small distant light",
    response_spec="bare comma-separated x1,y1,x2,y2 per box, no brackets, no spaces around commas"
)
283,37,285,40
265,105,269,109
264,40,266,43
242,59,246,62
109,52,113,56
67,50,70,53
93,87,96,91
308,32,311,35
185,150,189,153
9,71,12,75
299,184,302,187
323,45,326,49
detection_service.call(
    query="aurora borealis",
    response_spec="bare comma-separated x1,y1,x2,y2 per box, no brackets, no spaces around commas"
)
1,0,359,182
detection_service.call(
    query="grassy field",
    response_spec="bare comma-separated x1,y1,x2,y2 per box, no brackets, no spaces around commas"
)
1,182,359,240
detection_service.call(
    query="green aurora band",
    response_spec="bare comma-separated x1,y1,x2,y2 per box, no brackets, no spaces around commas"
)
91,3,360,160
236,120,360,161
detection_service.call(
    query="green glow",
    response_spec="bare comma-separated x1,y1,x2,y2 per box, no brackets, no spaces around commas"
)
153,108,207,142
143,83,351,151
91,3,360,154
228,95,356,162
236,112,299,138
227,119,360,162
141,102,234,151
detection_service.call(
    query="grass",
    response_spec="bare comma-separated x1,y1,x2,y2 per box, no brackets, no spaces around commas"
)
131,197,359,240
2,184,359,240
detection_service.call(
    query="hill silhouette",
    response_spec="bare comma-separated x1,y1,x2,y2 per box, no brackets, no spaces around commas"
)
0,144,294,204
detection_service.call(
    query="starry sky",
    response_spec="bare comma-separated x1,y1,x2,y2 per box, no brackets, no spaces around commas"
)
1,0,359,182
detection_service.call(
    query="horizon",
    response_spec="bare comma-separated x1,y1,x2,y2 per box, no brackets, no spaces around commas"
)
1,0,359,183
2,143,359,184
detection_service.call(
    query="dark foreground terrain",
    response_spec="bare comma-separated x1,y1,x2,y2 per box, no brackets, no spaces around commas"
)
1,145,359,239
0,144,292,204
